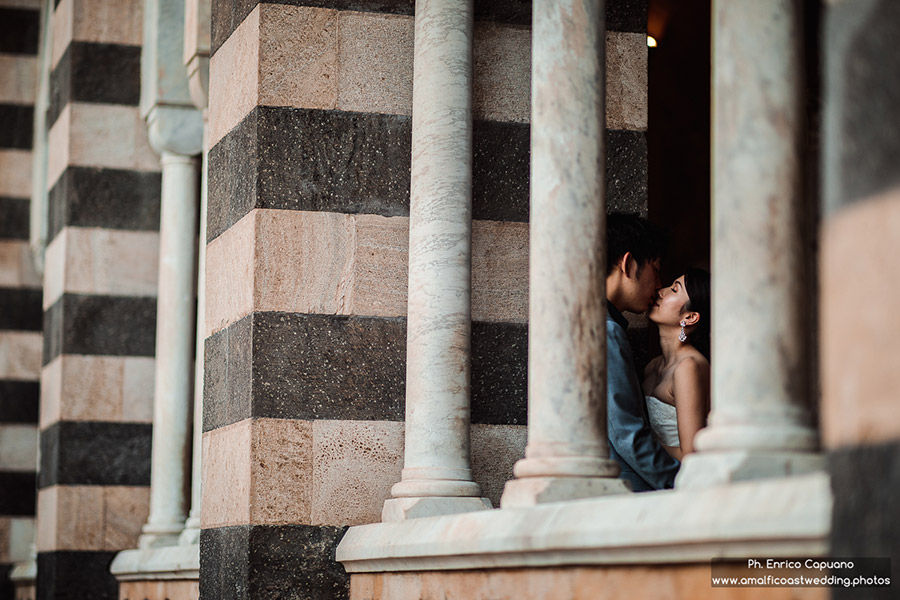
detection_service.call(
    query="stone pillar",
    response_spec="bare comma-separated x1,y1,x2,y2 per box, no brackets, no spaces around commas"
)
383,0,491,521
676,0,822,488
500,0,629,508
178,0,210,547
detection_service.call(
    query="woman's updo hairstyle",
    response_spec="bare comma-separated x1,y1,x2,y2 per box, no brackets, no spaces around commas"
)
684,267,711,360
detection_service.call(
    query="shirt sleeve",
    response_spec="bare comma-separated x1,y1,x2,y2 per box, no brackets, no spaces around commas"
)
606,319,681,489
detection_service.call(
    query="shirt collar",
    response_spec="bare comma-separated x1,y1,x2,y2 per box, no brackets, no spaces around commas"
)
607,302,629,330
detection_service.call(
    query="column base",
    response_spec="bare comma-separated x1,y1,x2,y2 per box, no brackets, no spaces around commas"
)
500,477,632,508
676,449,825,489
382,497,492,522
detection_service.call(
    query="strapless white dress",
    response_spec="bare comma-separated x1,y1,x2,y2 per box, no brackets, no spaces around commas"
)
646,395,680,447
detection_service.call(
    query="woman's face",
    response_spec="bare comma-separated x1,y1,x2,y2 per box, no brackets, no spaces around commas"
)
648,275,690,325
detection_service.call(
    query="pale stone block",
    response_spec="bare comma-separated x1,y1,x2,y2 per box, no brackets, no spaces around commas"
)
350,215,408,318
71,0,143,48
37,485,104,551
249,418,313,525
51,0,75,70
200,420,253,528
311,419,403,526
46,105,70,189
60,227,160,302
39,358,62,428
36,486,57,552
67,103,160,173
0,424,38,472
0,332,41,381
208,5,260,149
40,355,155,428
0,240,41,289
471,221,528,323
258,4,338,111
204,209,255,337
0,0,41,7
474,23,531,124
0,149,32,198
606,32,648,131
337,11,413,116
0,55,38,105
821,187,900,448
118,580,198,600
42,233,65,309
253,209,355,317
102,486,150,550
382,497,492,523
0,518,8,563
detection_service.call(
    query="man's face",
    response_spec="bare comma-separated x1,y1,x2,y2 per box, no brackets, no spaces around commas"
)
625,257,661,314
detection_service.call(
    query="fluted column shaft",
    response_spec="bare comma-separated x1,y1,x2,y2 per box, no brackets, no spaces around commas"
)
140,152,199,547
384,0,490,520
677,0,821,488
501,0,628,508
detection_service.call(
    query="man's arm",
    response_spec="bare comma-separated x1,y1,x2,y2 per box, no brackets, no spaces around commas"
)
606,320,680,489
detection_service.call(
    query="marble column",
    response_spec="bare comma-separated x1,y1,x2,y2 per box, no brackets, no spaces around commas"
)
676,0,822,488
140,151,199,547
178,0,210,547
383,0,490,522
500,0,629,508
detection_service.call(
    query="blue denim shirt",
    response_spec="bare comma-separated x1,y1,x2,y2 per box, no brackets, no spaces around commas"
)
606,305,680,491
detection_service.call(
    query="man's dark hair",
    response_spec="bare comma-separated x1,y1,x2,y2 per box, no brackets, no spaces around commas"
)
606,212,668,275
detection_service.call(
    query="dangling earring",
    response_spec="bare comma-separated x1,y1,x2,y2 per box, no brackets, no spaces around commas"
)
678,320,688,343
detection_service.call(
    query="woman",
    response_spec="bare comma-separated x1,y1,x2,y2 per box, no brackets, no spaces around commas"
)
643,267,711,461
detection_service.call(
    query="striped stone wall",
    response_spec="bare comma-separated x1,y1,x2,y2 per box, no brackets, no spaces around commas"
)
0,1,41,598
202,1,648,598
37,1,158,598
821,0,900,589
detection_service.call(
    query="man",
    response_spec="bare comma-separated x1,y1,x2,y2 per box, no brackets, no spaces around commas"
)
606,213,680,491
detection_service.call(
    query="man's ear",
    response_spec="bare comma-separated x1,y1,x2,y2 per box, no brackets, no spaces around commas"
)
619,252,636,278
682,311,700,327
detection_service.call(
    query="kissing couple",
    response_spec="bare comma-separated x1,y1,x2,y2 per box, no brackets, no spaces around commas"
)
605,213,711,492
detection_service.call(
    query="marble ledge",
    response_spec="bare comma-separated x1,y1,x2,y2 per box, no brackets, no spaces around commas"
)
337,472,831,573
110,543,199,581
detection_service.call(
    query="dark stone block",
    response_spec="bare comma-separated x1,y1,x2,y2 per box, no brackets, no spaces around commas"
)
47,43,142,128
473,120,530,223
0,471,36,515
829,440,900,600
205,312,532,430
0,381,40,424
248,312,406,424
607,129,648,215
825,0,900,212
36,551,119,600
0,197,30,240
200,525,349,600
606,0,647,33
204,314,253,432
42,294,157,365
253,107,412,219
0,104,34,150
471,321,527,425
47,167,161,243
38,421,152,488
475,0,530,26
206,107,258,243
0,288,41,331
0,8,39,55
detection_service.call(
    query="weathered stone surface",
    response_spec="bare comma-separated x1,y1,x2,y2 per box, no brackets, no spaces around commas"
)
0,7,39,55
0,381,39,423
0,472,36,515
42,294,157,365
0,105,34,150
47,167,161,242
0,197,29,240
200,525,349,600
36,551,119,600
47,42,142,128
0,288,41,331
38,421,152,487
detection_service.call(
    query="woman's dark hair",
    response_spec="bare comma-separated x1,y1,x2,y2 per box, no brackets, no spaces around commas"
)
684,267,711,360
